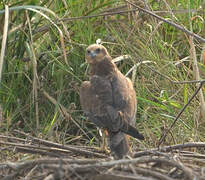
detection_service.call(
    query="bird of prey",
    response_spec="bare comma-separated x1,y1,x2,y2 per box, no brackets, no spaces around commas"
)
80,44,144,159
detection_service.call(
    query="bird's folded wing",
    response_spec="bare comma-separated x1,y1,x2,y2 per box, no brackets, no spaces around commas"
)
80,75,144,140
90,76,143,138
80,76,118,130
80,79,111,128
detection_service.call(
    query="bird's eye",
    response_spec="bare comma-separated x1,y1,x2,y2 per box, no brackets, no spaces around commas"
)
87,50,91,54
95,48,100,53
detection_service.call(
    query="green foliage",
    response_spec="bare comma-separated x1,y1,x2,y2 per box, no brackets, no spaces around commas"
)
0,0,204,148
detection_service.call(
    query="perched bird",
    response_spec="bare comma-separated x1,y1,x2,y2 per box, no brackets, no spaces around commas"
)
80,44,144,158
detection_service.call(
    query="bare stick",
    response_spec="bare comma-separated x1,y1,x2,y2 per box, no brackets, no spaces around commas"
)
0,134,28,143
134,167,174,180
41,89,90,140
13,130,107,158
125,0,205,43
158,82,204,146
142,62,205,84
0,158,101,171
157,142,205,152
31,7,202,37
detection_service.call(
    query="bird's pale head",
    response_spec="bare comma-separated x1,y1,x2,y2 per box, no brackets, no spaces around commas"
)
85,44,109,64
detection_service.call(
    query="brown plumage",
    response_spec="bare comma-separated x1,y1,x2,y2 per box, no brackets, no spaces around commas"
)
80,44,144,158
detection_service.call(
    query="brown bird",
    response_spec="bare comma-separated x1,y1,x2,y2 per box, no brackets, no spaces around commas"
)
80,44,144,158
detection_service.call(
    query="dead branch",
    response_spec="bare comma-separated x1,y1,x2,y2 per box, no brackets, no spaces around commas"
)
124,0,205,43
14,130,107,158
158,142,205,152
0,156,195,180
134,167,175,180
40,89,91,140
1,134,205,180
0,158,102,171
5,131,108,158
142,62,205,84
158,82,204,146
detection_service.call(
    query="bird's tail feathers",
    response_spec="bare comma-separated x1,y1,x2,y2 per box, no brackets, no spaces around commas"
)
122,124,144,140
106,106,144,140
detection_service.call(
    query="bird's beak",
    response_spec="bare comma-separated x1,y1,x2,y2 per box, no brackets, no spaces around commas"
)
90,51,97,58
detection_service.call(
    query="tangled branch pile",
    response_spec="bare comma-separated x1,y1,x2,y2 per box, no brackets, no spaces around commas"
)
1,131,205,180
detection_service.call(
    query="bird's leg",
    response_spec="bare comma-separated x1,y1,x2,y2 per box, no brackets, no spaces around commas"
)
94,129,110,154
100,129,110,154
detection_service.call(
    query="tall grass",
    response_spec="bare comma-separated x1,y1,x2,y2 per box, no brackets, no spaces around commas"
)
0,0,204,148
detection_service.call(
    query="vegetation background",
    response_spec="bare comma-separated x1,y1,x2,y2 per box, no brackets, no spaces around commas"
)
0,0,205,159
